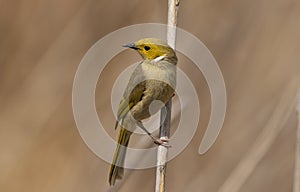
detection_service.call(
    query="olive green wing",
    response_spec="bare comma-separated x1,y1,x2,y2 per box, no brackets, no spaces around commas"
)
114,82,146,130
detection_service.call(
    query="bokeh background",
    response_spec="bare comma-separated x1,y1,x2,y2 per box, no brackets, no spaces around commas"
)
1,0,300,192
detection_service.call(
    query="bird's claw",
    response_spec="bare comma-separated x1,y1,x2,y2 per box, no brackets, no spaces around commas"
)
154,138,171,148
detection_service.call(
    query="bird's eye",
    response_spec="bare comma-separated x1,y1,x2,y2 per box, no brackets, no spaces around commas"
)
144,46,150,51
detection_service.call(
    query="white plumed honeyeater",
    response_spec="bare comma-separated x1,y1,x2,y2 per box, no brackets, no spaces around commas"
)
109,38,178,186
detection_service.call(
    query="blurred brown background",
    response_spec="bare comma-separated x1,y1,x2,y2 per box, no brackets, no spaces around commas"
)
1,0,300,192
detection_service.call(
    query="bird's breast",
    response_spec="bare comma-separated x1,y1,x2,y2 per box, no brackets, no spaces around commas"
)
141,61,176,90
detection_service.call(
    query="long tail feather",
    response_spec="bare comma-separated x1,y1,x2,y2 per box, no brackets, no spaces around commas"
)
109,127,132,186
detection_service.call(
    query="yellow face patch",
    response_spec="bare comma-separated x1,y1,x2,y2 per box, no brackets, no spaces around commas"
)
134,38,175,60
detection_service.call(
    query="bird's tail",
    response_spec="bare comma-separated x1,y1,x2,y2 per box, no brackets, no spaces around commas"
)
109,127,132,186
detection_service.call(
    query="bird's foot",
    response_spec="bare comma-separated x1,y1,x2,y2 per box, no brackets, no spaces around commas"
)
136,121,171,148
154,138,171,148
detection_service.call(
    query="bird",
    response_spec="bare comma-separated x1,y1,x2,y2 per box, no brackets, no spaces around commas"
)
108,38,178,186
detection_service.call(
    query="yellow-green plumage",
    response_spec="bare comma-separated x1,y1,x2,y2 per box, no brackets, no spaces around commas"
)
109,38,177,186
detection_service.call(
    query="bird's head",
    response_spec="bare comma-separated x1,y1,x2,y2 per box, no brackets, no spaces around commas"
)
123,38,177,63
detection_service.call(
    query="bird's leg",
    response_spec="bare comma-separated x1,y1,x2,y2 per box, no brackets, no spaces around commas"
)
136,121,171,148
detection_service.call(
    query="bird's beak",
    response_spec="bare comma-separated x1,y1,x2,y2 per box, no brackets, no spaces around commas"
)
123,43,139,50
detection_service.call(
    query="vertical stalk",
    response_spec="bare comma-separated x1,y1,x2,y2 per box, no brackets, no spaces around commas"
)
294,87,300,192
155,1,179,192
